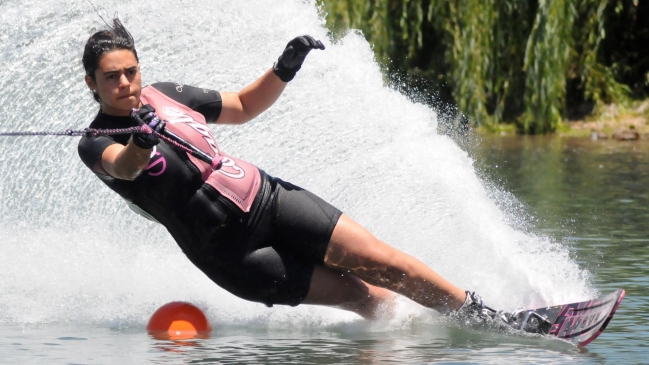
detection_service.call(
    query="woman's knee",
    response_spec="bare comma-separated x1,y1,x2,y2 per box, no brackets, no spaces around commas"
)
303,265,394,319
303,265,371,305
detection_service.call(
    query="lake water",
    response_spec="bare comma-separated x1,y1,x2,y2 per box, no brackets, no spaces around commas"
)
2,135,643,364
0,0,645,363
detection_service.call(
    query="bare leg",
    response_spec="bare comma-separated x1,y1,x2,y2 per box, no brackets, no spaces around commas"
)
324,214,466,313
302,265,396,319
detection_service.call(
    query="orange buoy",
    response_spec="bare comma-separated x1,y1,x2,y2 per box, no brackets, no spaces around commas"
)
147,301,212,340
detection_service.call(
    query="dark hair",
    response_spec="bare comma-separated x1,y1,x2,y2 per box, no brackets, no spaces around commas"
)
82,18,139,102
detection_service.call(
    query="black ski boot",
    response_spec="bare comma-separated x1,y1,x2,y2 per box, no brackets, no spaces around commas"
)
450,291,555,334
450,291,510,325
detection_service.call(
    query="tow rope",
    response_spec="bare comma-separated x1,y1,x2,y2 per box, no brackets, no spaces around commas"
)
0,126,223,170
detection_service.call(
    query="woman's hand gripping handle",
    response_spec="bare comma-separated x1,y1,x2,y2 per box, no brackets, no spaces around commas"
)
130,105,166,149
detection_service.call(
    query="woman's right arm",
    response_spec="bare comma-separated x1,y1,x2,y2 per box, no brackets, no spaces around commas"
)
101,140,152,180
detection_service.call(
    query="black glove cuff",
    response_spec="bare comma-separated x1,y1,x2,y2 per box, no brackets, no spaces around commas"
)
273,62,301,82
132,134,159,149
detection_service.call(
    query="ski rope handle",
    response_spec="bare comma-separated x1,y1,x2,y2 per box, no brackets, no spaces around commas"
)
0,126,223,170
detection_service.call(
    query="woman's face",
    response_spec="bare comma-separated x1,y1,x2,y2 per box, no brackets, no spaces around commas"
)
85,49,142,116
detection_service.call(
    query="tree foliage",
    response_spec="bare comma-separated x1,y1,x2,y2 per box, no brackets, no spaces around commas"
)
318,0,649,134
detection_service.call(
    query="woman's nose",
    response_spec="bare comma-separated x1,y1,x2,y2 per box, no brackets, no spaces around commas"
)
119,74,130,88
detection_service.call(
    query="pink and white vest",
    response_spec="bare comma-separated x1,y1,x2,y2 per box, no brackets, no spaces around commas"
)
140,87,261,212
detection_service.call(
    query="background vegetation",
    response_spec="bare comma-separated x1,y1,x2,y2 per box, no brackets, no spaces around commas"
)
317,0,649,134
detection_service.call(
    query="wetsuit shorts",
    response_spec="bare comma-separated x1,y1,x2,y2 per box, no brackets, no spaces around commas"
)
189,170,342,307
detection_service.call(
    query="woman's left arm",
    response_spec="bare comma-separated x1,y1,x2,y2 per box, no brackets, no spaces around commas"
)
216,35,325,125
217,68,286,125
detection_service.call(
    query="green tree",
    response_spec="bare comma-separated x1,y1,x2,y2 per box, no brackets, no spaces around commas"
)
318,0,648,134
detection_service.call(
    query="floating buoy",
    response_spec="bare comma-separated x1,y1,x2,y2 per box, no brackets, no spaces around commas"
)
147,301,212,340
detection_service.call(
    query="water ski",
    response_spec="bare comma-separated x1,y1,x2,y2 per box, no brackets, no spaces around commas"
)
509,289,625,346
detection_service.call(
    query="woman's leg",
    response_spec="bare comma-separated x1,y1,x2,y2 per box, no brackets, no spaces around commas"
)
324,214,466,313
302,265,396,319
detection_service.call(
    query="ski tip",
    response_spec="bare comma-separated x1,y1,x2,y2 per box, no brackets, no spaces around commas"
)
577,289,625,347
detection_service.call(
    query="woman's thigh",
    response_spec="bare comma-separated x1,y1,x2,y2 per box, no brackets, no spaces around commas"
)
271,178,342,263
324,214,407,274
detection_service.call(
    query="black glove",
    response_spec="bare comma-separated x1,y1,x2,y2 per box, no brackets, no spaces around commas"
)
273,35,325,82
131,104,166,149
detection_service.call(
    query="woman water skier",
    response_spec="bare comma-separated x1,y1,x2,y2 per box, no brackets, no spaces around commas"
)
78,19,503,321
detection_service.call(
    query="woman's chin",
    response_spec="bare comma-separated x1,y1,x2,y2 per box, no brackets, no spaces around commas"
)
120,96,139,107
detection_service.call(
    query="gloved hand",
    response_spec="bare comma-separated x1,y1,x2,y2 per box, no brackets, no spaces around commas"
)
273,35,325,82
131,104,166,149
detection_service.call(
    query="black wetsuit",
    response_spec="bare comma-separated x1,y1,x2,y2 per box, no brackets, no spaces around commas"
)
78,83,341,306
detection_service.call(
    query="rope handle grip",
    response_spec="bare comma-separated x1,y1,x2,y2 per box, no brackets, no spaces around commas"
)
159,129,223,170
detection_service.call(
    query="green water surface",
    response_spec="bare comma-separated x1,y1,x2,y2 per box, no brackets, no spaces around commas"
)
474,135,649,363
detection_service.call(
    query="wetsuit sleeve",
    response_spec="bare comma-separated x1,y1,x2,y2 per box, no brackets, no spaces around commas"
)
150,82,222,123
77,135,118,175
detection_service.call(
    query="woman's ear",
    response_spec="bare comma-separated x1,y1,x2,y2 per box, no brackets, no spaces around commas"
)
85,75,96,91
